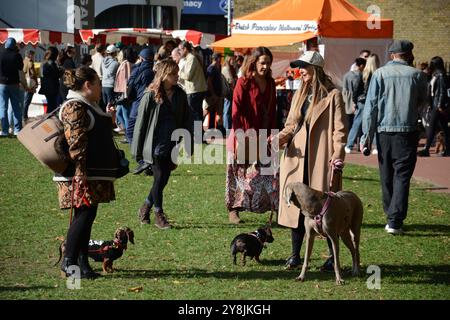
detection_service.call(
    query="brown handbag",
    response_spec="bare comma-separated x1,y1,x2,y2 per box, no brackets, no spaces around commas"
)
17,107,69,173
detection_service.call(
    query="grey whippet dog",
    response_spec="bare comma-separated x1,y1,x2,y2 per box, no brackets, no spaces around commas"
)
285,182,363,285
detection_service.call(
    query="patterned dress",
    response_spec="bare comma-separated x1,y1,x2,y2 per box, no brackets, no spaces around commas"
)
56,100,115,209
225,76,279,213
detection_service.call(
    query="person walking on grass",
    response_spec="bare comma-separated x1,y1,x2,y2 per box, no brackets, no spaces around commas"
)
360,40,428,235
132,59,193,229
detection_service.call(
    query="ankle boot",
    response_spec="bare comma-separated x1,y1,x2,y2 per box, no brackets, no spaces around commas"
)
154,210,171,229
228,210,241,224
60,257,78,278
78,253,101,279
138,202,151,224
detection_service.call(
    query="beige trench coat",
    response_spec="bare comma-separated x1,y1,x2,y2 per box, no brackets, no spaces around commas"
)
278,89,348,228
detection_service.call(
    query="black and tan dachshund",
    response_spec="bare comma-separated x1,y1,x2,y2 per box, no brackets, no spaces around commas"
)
55,227,134,273
230,226,274,266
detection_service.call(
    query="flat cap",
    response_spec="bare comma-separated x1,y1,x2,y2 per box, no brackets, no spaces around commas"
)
388,40,414,54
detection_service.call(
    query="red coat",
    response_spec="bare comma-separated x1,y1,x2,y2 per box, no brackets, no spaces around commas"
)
227,76,277,153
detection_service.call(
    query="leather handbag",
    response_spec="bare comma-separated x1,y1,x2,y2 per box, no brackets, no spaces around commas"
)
17,107,69,174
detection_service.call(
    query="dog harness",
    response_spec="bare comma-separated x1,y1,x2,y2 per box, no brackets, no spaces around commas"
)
314,159,344,233
314,192,336,232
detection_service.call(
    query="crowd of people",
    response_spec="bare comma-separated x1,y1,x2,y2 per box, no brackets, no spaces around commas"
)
0,36,448,279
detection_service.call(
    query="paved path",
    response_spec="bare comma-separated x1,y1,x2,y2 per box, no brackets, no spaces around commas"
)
346,146,450,194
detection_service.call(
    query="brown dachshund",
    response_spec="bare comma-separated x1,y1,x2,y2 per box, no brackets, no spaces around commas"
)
56,227,135,273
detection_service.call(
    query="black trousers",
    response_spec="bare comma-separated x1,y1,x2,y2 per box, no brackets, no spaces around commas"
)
425,108,450,151
146,157,172,211
377,132,418,229
64,205,98,260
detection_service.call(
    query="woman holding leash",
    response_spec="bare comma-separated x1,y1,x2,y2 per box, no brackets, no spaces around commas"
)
57,66,119,279
132,59,193,229
272,51,347,271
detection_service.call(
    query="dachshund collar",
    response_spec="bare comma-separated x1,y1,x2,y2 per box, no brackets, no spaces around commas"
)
248,231,265,246
113,239,127,250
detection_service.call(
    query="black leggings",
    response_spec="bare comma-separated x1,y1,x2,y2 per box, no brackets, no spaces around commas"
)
291,213,333,258
64,205,98,260
146,157,172,211
425,107,450,151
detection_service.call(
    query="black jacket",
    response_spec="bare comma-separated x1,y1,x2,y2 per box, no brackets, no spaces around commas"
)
39,60,62,96
0,48,23,85
430,70,449,110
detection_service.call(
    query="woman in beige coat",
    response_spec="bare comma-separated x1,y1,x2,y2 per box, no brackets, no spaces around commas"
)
272,51,347,270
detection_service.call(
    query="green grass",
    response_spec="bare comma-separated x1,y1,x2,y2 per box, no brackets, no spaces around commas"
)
0,137,449,300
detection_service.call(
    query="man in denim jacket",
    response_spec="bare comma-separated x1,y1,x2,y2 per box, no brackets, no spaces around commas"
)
360,40,427,235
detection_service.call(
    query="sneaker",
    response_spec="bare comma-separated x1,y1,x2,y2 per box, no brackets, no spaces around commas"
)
320,256,334,272
385,224,404,235
138,202,151,224
154,210,171,229
133,162,151,175
344,146,352,154
417,149,430,157
0,132,8,137
285,255,302,270
440,150,450,157
371,148,378,155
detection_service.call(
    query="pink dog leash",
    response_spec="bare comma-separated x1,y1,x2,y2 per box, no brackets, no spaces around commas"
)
315,159,344,232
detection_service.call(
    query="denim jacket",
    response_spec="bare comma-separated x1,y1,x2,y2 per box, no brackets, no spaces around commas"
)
361,60,427,146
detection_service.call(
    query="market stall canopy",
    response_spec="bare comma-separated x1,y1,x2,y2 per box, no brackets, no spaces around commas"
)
79,28,168,46
211,0,393,48
0,28,81,46
79,28,226,49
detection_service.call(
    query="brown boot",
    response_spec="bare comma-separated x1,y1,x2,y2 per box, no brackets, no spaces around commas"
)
228,210,241,224
154,210,171,230
138,202,151,224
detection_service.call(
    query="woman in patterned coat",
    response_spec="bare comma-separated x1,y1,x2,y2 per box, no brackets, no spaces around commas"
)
56,66,117,279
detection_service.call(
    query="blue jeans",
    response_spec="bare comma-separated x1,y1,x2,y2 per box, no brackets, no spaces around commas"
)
116,103,131,130
223,97,232,130
23,91,34,120
126,100,140,144
346,107,363,149
0,84,23,134
102,87,115,112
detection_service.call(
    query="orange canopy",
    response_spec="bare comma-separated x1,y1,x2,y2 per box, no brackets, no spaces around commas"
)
211,0,393,48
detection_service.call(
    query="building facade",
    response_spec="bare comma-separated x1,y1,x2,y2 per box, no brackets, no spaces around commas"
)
233,0,450,67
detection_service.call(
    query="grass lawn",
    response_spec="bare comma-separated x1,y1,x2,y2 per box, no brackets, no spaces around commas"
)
0,137,449,300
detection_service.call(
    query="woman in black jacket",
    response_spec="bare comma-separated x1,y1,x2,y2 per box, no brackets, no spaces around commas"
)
418,56,450,157
39,46,62,113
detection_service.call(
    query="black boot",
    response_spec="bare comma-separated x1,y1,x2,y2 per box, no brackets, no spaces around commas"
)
78,253,101,279
60,257,78,278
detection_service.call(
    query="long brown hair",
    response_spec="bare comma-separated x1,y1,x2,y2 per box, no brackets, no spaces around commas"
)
240,46,273,80
148,59,179,104
290,65,335,124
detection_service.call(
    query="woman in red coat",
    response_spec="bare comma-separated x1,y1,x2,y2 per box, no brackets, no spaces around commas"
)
225,47,278,224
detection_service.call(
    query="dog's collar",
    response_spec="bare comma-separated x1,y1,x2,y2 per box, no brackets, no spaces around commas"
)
248,231,265,245
113,239,127,250
314,192,336,231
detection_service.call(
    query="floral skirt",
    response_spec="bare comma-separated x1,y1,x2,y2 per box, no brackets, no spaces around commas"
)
225,163,279,213
56,180,115,209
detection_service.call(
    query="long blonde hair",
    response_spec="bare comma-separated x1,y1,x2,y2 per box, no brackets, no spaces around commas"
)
362,54,380,84
290,66,335,124
148,59,179,104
